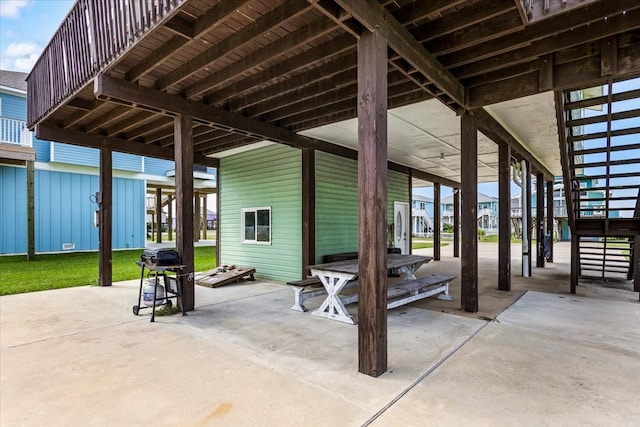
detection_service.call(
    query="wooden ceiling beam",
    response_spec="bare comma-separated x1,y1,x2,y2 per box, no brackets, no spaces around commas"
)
107,111,156,137
204,34,354,105
183,17,337,99
334,0,465,107
95,74,320,149
393,0,467,26
125,116,173,140
468,42,640,107
444,1,640,72
228,53,357,112
84,105,131,133
35,124,218,168
126,0,252,82
155,0,311,91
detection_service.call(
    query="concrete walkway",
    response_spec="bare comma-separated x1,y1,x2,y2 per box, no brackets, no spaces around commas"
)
1,243,639,426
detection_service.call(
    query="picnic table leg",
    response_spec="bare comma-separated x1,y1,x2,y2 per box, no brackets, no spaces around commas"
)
397,262,421,280
312,274,356,324
437,281,454,301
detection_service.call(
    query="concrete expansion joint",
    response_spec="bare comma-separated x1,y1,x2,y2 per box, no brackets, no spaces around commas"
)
361,320,492,426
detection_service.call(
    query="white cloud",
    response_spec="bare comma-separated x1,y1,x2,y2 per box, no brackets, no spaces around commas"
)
1,41,42,72
0,0,28,19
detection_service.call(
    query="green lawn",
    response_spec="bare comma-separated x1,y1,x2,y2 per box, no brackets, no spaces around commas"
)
411,239,449,250
0,246,217,296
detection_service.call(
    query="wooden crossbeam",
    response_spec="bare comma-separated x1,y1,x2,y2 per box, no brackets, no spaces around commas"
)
335,0,466,107
35,124,219,168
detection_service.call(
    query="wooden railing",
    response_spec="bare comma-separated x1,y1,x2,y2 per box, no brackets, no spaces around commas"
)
0,117,33,147
27,0,184,128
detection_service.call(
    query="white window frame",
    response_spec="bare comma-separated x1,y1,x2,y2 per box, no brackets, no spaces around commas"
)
241,206,272,245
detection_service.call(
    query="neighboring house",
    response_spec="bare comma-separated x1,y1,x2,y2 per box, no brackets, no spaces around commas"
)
441,192,499,234
0,70,215,255
218,145,410,283
411,194,434,237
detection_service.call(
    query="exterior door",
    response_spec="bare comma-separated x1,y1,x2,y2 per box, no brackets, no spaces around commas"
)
394,202,410,254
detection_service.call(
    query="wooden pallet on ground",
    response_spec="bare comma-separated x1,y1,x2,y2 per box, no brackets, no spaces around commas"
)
195,266,256,288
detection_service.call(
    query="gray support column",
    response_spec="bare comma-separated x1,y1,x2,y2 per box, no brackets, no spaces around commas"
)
536,173,545,268
498,143,511,291
203,195,208,240
98,147,112,287
546,180,554,263
357,29,388,377
461,112,478,313
433,182,441,260
27,160,35,260
453,188,460,258
156,187,162,244
408,170,413,254
175,114,195,311
194,191,201,242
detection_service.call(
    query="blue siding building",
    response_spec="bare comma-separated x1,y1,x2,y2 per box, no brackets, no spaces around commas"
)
0,70,215,255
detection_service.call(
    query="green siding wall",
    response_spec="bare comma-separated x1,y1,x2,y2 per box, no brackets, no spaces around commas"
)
315,152,409,263
220,145,302,282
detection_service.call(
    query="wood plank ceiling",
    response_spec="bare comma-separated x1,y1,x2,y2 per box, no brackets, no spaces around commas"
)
36,0,640,176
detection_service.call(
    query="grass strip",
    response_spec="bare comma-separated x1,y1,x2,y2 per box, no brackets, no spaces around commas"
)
0,246,217,296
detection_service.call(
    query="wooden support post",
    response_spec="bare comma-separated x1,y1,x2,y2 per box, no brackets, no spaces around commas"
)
175,114,195,311
194,191,201,242
461,112,478,312
27,160,35,260
433,182,441,261
167,194,173,241
498,143,511,291
632,237,639,295
216,168,221,267
453,188,460,258
357,30,388,378
525,162,533,275
408,170,413,254
99,147,112,287
203,195,208,240
571,234,579,294
546,180,554,263
536,173,545,268
302,148,316,278
156,187,162,244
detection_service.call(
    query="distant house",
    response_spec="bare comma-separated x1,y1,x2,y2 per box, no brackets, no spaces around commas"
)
0,70,215,254
441,192,499,234
411,194,434,236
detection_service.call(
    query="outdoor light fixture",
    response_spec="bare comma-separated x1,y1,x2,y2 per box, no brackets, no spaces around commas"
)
440,153,445,161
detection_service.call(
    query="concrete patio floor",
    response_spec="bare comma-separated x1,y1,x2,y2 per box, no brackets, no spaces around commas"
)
1,242,639,426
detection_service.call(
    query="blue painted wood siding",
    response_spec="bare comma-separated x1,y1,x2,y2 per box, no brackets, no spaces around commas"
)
52,143,143,172
0,92,26,120
315,152,409,263
0,166,28,253
144,157,174,176
0,166,145,254
220,145,301,282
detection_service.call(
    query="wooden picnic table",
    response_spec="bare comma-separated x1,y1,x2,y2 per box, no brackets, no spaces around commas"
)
308,254,434,324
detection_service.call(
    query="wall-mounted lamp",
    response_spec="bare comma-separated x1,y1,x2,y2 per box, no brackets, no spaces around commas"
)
440,153,445,161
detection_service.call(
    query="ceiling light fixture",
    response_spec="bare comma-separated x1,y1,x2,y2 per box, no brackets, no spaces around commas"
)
440,153,445,161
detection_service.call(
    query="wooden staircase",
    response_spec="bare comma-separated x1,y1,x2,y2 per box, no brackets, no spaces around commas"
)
556,77,640,295
577,237,633,280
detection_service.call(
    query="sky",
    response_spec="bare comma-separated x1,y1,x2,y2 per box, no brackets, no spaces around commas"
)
0,0,74,72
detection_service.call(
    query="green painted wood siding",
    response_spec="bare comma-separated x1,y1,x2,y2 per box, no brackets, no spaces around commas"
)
220,145,301,282
315,152,409,263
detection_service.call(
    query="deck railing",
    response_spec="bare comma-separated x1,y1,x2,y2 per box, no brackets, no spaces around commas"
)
0,117,33,147
27,0,184,128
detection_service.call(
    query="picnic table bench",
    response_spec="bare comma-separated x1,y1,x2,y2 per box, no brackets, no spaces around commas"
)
288,254,455,324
